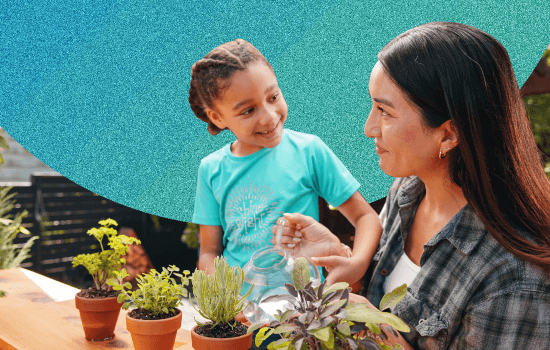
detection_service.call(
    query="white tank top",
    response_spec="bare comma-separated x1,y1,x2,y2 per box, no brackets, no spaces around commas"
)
383,252,420,310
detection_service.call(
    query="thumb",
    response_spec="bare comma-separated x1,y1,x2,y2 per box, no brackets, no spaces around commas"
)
310,255,341,269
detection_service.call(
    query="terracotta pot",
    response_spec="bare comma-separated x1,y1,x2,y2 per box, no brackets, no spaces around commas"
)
191,324,253,350
126,309,182,350
75,293,122,341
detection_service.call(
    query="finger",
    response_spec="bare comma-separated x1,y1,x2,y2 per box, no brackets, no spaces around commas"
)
283,212,316,227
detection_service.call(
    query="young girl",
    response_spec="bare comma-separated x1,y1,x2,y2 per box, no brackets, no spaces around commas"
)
189,39,382,286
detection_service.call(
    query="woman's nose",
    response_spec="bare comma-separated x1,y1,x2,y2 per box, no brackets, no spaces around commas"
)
364,109,380,138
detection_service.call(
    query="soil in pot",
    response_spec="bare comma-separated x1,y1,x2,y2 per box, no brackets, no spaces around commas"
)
75,289,122,341
191,321,253,350
194,320,248,338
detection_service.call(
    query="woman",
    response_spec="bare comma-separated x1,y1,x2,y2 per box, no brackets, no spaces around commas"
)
275,22,550,349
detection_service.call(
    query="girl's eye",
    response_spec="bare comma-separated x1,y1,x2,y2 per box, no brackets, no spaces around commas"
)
241,108,254,115
377,106,389,116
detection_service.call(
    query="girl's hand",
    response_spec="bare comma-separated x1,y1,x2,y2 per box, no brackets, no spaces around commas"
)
271,213,342,258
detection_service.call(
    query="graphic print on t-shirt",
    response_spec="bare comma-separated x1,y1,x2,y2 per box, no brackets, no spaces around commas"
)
225,181,282,254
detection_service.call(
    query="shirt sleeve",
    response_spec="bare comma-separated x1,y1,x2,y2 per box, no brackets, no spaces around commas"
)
308,136,361,207
448,291,550,349
191,160,222,226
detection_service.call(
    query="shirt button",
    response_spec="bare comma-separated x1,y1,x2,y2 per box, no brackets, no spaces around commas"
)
381,269,388,276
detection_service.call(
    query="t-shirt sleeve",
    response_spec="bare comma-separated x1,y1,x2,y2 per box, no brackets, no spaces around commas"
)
191,160,222,226
309,136,361,207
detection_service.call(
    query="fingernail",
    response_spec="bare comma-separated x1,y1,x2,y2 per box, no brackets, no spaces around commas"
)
287,244,295,248
293,238,301,242
295,231,302,237
283,213,291,218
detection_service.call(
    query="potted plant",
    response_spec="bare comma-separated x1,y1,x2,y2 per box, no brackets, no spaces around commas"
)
248,257,410,350
190,256,254,350
72,218,140,341
107,265,190,350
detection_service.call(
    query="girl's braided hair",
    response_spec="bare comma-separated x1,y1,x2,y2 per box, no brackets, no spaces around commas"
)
188,39,272,135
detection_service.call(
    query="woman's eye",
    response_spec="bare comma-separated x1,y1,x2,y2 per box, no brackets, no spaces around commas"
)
269,93,279,102
377,106,389,116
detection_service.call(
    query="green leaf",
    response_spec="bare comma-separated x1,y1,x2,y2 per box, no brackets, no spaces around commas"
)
255,327,273,347
345,305,410,332
336,321,350,336
273,324,297,334
393,345,404,350
117,293,126,304
124,282,132,289
379,284,407,311
247,322,265,334
292,257,310,290
310,326,331,342
322,282,349,297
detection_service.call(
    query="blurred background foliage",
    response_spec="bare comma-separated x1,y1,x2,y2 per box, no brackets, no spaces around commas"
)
523,49,550,179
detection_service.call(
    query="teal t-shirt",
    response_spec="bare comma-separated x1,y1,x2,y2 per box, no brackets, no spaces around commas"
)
192,129,360,269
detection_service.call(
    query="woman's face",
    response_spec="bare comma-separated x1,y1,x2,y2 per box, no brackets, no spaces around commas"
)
364,62,442,178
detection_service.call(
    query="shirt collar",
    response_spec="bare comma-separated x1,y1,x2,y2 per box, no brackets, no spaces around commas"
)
396,176,487,255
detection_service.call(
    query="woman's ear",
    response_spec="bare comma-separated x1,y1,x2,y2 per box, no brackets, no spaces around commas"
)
439,119,459,153
205,108,227,130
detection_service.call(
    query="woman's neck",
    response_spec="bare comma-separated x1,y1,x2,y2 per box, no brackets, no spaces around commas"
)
419,171,468,217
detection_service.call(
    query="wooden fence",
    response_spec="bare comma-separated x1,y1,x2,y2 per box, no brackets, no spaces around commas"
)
9,174,196,285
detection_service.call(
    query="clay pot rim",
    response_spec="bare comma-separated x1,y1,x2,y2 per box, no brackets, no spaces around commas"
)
191,323,253,341
126,309,182,336
75,293,123,312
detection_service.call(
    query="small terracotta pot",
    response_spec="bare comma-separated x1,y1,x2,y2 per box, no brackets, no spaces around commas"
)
191,324,253,350
126,309,182,350
75,293,122,341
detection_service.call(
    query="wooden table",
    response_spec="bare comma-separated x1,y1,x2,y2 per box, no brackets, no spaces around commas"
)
0,268,195,350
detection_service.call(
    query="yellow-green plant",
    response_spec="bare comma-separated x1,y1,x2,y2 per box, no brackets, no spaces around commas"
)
107,265,190,316
72,219,140,291
191,256,253,326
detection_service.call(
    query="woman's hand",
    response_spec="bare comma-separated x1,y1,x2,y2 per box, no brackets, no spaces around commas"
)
271,212,342,259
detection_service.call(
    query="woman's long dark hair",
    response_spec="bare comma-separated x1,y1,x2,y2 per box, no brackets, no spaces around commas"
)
378,22,550,271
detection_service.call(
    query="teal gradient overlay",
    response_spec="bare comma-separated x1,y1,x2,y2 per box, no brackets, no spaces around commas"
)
1,0,548,221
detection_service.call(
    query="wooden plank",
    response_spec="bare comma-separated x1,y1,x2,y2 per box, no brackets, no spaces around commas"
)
0,268,194,350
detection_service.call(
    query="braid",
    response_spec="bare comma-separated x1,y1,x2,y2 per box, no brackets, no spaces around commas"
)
188,39,272,135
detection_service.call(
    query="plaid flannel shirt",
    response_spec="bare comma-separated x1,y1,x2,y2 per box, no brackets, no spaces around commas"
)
363,176,550,349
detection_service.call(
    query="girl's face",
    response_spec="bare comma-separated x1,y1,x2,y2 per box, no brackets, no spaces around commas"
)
206,61,288,157
364,62,443,178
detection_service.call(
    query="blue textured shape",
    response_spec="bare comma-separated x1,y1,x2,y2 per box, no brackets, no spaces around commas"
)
1,0,548,221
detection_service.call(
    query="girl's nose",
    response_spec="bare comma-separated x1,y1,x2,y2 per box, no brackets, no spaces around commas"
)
364,109,381,138
260,106,278,125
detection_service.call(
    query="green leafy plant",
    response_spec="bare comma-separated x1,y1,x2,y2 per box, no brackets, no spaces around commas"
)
182,222,200,249
191,256,253,326
248,257,409,350
107,265,190,316
0,186,37,270
72,219,140,291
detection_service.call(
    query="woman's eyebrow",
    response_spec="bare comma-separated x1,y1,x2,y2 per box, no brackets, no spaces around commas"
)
372,96,395,108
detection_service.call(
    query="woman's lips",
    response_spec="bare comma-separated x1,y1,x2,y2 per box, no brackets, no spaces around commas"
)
375,143,388,155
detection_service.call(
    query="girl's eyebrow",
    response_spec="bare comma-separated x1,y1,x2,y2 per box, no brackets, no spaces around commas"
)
232,84,279,111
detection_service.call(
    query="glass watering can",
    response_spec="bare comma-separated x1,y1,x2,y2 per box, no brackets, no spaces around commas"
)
241,219,321,324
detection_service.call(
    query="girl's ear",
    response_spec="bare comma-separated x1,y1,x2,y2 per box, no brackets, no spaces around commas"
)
205,107,227,130
439,119,459,153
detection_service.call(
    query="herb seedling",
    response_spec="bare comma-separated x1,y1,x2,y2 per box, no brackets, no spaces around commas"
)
191,256,253,326
108,265,190,316
249,257,410,350
72,219,140,291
